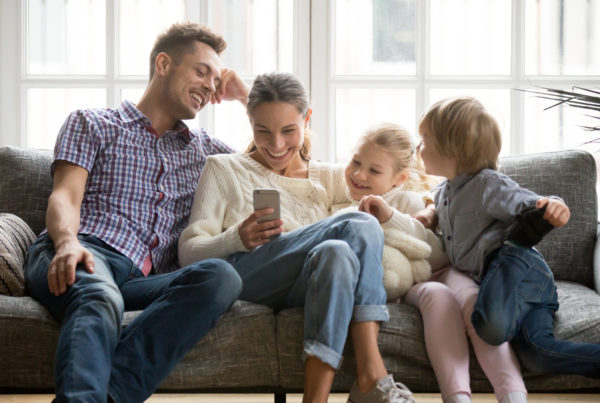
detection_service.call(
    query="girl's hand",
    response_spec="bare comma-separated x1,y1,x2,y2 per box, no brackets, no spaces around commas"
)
359,195,393,223
537,197,570,227
413,203,438,229
238,208,283,250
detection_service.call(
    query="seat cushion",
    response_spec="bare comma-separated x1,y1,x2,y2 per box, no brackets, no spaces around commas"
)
0,297,280,390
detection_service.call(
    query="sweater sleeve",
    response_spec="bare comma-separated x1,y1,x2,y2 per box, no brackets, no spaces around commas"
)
178,156,248,266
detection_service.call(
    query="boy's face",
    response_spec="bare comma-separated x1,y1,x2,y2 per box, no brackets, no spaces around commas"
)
418,126,458,180
345,139,407,201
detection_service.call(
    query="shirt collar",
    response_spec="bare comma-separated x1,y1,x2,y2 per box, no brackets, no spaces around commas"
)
118,100,193,140
447,171,474,191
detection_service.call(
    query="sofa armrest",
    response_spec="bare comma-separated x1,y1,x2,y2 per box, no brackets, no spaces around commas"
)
594,223,600,294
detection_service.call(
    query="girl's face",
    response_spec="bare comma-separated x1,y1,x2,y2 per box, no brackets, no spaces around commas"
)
345,139,408,201
249,101,309,176
418,125,458,180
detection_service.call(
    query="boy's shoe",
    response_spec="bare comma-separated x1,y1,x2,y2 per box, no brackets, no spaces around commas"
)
347,374,416,403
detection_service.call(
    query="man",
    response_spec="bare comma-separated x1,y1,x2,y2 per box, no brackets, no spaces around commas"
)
24,22,248,403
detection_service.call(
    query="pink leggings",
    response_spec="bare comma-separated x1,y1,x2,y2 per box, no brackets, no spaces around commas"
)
404,266,527,401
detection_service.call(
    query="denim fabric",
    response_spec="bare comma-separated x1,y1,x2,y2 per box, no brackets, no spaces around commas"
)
24,234,242,403
227,211,389,369
472,242,600,377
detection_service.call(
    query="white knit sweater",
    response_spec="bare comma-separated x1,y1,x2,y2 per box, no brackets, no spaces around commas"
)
178,153,348,266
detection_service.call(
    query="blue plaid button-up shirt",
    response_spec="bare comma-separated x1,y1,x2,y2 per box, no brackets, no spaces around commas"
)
50,100,234,274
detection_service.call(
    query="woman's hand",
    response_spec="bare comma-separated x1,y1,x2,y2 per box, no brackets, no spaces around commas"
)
537,197,570,227
238,208,284,250
359,195,393,223
413,203,438,229
212,68,249,105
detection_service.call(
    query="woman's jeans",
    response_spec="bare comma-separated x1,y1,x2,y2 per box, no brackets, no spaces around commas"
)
227,211,389,370
471,242,600,377
25,233,242,403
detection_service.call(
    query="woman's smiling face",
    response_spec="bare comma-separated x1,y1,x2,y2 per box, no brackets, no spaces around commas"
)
249,101,307,175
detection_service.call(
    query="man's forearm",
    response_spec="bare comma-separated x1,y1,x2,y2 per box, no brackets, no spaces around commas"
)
46,191,81,248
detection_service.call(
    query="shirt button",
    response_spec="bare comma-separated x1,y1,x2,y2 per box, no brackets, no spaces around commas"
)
446,235,451,241
444,200,448,206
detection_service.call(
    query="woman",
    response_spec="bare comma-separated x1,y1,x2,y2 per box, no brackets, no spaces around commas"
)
179,72,414,403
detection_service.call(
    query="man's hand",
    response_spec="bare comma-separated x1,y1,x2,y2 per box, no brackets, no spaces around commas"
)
413,203,438,229
537,197,570,227
359,195,393,223
212,68,249,105
48,237,95,296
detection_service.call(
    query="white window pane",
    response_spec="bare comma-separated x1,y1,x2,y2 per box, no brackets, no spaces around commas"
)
525,0,600,75
120,88,145,105
430,0,510,75
26,88,106,149
214,102,253,152
27,0,106,75
214,0,294,75
335,0,416,76
335,88,416,163
524,92,600,155
428,89,511,156
119,0,185,76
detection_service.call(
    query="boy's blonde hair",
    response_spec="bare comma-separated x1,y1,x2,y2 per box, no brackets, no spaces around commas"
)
362,122,440,192
419,97,502,174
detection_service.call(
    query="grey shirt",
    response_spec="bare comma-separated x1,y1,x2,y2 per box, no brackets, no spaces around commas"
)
434,168,554,282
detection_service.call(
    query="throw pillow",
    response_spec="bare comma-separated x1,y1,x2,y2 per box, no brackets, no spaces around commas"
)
0,213,37,296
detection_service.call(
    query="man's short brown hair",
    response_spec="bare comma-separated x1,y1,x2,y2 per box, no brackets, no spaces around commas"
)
149,22,227,79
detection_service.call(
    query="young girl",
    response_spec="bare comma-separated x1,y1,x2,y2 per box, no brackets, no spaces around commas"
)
418,96,600,386
342,123,528,403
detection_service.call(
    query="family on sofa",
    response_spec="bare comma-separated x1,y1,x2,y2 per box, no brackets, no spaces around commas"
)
23,21,600,403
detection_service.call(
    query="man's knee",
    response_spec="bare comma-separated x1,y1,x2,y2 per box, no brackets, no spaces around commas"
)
179,259,242,305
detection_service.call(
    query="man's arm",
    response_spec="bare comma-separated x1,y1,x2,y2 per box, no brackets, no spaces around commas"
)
211,68,249,105
46,161,95,296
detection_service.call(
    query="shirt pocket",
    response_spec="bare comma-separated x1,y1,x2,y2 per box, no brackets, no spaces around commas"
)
453,211,482,252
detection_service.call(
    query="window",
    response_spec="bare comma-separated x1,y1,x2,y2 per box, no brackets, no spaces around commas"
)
0,0,308,151
1,0,599,165
310,0,600,163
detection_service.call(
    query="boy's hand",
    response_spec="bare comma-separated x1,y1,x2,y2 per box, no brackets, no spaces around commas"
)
537,197,570,227
359,195,393,223
413,203,438,229
212,68,249,105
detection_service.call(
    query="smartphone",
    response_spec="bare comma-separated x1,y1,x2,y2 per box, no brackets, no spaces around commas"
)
253,189,281,224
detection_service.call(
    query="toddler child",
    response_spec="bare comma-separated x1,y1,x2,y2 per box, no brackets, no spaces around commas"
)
418,96,600,382
340,123,527,403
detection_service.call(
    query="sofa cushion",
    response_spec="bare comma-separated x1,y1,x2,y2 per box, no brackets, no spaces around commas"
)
0,146,53,237
0,213,37,296
0,297,280,390
500,150,597,287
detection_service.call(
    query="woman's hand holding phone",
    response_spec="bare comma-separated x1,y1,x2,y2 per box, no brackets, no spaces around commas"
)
238,189,283,250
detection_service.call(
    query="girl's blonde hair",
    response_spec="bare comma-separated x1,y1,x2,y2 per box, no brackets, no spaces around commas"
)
245,72,312,161
361,122,440,192
419,97,502,174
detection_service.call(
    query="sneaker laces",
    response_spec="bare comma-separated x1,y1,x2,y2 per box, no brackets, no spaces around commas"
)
377,379,416,403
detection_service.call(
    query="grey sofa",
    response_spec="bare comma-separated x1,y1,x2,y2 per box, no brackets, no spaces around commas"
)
1,145,600,398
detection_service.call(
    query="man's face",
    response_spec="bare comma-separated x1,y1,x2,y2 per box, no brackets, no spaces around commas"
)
162,41,222,120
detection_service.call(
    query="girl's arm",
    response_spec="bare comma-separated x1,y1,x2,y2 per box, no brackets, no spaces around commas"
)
178,157,248,266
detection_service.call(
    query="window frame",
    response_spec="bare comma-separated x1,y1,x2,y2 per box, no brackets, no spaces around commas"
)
310,0,600,163
0,0,310,149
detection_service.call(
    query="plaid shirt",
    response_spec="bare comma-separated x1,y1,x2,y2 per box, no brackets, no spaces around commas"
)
51,100,234,274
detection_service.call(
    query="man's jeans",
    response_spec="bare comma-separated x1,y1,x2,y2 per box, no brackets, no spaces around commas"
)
227,211,389,370
25,234,242,403
472,242,600,377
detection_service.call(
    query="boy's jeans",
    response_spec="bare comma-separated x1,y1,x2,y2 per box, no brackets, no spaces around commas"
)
472,242,600,377
25,233,242,403
227,211,389,370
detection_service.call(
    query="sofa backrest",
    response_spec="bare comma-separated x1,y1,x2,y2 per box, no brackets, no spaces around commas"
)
500,150,598,287
0,146,53,236
0,146,597,286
